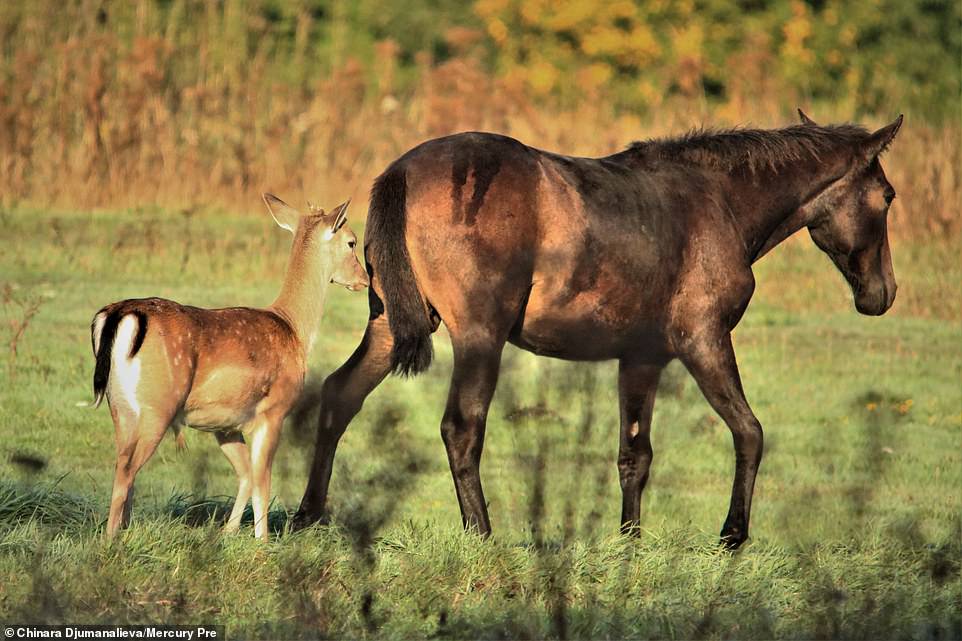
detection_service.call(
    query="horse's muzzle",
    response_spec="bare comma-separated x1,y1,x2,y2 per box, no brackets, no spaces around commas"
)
855,280,896,316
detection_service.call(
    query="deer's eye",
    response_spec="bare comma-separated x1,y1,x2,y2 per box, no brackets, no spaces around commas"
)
883,188,896,205
348,240,356,249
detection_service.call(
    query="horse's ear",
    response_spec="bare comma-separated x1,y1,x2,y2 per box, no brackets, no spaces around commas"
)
263,193,300,233
797,108,817,126
861,115,904,160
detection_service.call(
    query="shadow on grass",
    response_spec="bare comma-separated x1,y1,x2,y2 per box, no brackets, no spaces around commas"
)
0,477,98,530
272,395,433,636
162,493,292,535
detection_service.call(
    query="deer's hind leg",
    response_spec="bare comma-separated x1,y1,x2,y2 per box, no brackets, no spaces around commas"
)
106,407,172,538
215,431,251,533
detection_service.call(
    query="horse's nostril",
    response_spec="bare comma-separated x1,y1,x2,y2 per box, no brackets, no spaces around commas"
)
886,282,898,308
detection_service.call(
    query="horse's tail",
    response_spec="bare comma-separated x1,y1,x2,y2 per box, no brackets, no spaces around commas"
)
366,163,434,376
90,306,148,407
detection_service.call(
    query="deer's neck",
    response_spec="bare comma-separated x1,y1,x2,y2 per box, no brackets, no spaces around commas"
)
271,244,331,355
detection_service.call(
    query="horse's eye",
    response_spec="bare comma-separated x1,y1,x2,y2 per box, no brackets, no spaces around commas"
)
348,240,356,249
883,188,896,205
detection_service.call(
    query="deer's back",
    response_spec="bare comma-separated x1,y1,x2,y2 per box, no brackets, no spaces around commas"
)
101,298,304,430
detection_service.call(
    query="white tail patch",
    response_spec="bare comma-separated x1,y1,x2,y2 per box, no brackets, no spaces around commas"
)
109,315,143,419
92,311,107,355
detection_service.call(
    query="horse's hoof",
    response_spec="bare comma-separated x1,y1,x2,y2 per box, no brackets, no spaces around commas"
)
719,530,748,550
290,510,327,532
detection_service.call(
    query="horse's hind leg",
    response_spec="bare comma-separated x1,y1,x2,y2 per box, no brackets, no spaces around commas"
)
293,316,394,529
679,332,763,549
440,335,506,537
617,358,664,534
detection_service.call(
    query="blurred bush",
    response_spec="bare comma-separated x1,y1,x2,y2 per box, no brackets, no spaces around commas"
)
474,0,960,120
0,0,957,237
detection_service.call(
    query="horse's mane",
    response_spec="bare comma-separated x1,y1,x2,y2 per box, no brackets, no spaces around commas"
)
625,123,870,173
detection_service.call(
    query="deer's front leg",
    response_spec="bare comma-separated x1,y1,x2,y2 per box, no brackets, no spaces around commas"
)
679,331,764,549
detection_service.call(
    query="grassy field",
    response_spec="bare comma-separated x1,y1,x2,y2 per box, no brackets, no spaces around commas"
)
1,206,960,639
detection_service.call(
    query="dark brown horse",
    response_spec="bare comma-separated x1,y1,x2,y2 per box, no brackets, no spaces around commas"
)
294,110,903,548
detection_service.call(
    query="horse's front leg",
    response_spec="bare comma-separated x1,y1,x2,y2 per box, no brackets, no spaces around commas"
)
617,358,665,534
679,331,764,549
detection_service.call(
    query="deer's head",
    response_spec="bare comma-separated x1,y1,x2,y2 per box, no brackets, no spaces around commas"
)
263,194,369,292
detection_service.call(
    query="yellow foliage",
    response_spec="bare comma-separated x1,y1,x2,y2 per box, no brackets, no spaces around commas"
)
782,1,814,65
582,23,659,64
487,17,509,44
519,0,545,26
580,26,617,56
636,79,663,107
474,0,511,18
840,25,857,47
673,24,704,60
528,58,559,94
630,24,662,62
576,62,613,92
824,6,839,26
606,1,637,20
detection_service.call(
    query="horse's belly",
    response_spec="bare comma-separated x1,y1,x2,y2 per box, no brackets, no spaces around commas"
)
510,285,665,361
509,324,621,360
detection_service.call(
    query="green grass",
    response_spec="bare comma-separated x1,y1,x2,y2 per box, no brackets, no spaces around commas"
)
1,207,960,639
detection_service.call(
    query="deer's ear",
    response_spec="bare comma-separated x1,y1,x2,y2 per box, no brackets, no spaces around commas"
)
861,115,903,160
263,193,300,233
329,199,351,233
797,108,817,126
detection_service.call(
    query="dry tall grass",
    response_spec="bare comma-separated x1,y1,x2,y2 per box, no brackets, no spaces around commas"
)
0,2,958,240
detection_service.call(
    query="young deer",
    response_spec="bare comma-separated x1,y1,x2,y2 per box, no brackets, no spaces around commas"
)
90,194,367,541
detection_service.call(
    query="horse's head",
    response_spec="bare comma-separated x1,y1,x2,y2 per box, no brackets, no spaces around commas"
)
801,112,903,316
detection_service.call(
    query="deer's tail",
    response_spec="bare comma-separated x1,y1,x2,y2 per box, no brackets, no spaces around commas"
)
365,163,434,376
90,306,148,408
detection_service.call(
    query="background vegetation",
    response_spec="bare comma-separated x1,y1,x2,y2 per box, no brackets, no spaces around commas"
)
0,0,959,235
0,0,959,638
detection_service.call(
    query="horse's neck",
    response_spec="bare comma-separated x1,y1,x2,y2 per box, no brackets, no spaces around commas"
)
729,160,847,262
